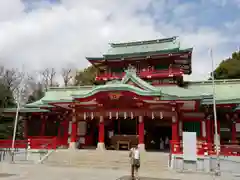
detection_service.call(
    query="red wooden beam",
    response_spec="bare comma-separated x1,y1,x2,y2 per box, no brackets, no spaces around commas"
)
74,91,159,102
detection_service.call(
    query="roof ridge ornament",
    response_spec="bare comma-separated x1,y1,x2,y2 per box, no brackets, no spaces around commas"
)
125,64,137,74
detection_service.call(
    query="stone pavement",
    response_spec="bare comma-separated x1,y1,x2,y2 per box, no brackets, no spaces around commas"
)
0,162,227,180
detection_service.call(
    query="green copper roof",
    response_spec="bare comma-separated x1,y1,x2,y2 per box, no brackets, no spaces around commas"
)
25,100,54,108
72,68,210,100
6,75,240,114
187,80,240,104
103,37,192,58
85,57,104,61
3,108,50,113
110,37,178,48
121,68,158,91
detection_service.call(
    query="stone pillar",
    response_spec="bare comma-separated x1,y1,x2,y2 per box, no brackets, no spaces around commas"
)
63,119,69,146
138,116,145,151
97,116,105,150
69,110,77,149
171,108,180,153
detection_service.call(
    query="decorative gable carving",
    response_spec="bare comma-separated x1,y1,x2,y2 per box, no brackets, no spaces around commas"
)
126,80,144,90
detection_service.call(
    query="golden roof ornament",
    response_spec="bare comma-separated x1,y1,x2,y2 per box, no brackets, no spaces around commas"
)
125,64,137,74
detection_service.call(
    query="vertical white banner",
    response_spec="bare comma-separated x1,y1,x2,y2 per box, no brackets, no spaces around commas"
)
68,121,72,134
202,121,206,138
183,132,197,161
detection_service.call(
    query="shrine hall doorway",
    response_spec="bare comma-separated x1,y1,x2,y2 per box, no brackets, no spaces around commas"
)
145,118,172,152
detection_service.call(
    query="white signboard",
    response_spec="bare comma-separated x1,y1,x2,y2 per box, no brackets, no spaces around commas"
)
183,132,197,161
236,123,240,132
68,121,72,134
78,121,86,136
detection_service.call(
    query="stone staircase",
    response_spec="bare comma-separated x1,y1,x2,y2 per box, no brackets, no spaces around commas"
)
43,149,169,171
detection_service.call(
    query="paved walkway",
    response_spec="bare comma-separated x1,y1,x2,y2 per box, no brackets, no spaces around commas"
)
0,162,227,180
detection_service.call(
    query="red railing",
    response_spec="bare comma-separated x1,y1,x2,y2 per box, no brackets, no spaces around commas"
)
95,68,183,81
0,137,59,149
221,144,240,156
170,140,240,156
29,137,58,149
0,140,27,149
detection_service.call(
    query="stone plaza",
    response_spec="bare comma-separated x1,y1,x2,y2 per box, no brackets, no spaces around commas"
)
0,162,235,180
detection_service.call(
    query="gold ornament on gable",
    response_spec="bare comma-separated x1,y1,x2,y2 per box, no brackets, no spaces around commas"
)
108,92,122,100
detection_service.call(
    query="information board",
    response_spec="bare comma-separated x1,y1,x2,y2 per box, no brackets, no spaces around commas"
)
183,132,197,161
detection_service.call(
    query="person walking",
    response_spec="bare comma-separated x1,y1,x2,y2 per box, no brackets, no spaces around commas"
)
129,145,140,180
160,137,164,150
165,136,169,150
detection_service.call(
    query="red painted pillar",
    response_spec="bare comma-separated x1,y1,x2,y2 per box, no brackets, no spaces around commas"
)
138,116,144,145
98,116,104,143
171,111,180,153
172,121,179,142
232,122,237,144
206,119,212,142
97,116,105,150
71,121,77,143
63,120,69,146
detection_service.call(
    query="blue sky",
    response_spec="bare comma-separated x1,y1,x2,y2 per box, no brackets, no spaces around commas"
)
0,0,239,81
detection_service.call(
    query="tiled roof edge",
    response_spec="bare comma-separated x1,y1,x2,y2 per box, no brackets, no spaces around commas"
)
188,79,240,85
110,36,178,48
47,86,95,91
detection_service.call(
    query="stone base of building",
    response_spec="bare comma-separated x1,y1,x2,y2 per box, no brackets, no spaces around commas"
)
96,142,105,151
169,154,216,173
138,143,145,151
69,142,76,150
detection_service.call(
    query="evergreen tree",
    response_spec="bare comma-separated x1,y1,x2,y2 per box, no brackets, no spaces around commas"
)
213,51,240,79
74,66,98,85
0,81,16,139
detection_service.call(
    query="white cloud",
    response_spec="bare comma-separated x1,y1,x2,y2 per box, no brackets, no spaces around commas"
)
0,0,24,22
0,0,238,81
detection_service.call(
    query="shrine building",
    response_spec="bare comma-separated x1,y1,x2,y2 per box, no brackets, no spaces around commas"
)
3,37,240,156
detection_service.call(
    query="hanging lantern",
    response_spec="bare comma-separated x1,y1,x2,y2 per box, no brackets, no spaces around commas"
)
109,112,112,119
152,112,155,119
130,112,133,119
172,115,176,123
91,112,94,120
124,112,127,119
83,112,86,120
100,116,104,123
116,112,119,119
160,112,163,119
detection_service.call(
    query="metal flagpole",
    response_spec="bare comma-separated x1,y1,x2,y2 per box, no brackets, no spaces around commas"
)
11,95,20,163
210,48,221,176
11,65,25,163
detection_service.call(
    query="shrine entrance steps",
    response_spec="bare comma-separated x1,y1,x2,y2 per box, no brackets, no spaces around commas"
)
43,150,169,172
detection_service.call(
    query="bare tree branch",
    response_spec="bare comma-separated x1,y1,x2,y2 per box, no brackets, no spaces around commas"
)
0,66,4,77
39,68,58,90
61,68,74,87
1,68,24,92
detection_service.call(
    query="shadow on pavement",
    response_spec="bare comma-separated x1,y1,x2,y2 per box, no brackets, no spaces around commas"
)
117,176,180,180
0,173,16,178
